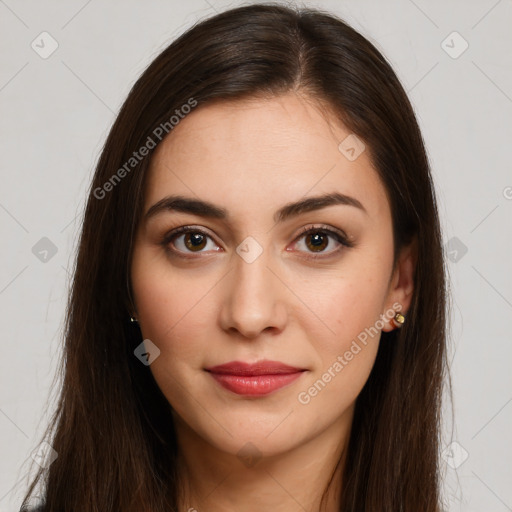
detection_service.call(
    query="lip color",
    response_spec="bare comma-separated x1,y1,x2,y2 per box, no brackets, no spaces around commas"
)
209,372,303,396
205,360,306,396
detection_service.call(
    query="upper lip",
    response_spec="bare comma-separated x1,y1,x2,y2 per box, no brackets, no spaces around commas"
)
205,360,305,376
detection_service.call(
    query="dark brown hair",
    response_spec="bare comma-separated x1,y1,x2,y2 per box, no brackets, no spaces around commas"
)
20,3,449,511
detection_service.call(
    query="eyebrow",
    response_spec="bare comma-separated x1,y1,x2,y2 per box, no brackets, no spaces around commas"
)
144,192,367,224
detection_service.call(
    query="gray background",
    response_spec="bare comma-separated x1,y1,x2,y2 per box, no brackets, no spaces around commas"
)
1,0,511,510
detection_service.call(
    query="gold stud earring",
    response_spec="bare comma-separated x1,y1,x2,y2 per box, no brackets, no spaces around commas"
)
392,312,405,329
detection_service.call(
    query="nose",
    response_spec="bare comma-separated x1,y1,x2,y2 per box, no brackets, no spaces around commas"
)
219,247,288,340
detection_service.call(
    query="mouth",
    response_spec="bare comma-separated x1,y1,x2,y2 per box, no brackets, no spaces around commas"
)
204,360,307,396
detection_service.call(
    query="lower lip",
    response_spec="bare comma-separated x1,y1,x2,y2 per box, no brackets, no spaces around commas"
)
208,371,304,396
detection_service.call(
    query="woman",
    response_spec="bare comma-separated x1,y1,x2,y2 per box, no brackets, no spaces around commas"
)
21,3,449,511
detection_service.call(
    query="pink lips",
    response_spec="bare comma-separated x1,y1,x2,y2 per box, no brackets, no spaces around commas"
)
205,360,306,396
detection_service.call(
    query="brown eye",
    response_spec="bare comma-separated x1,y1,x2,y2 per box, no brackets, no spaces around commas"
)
183,232,208,252
304,232,329,252
292,226,352,258
163,226,220,256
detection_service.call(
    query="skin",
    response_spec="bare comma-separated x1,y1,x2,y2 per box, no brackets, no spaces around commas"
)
130,91,416,512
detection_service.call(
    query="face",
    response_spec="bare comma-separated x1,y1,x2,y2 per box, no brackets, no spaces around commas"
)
130,92,415,459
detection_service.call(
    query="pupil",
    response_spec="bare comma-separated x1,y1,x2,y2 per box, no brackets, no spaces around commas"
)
186,233,206,250
308,233,327,251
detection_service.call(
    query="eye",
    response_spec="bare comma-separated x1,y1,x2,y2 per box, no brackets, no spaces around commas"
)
290,225,353,258
161,224,353,259
161,225,221,257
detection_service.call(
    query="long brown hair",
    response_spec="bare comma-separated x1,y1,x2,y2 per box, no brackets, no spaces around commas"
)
20,3,449,511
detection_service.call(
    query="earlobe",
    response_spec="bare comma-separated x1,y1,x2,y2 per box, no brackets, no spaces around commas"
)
381,237,418,332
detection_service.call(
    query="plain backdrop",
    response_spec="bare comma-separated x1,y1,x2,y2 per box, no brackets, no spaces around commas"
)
1,0,511,510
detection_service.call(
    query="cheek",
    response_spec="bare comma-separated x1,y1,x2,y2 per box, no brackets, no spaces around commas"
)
131,266,219,417
131,253,218,367
294,271,388,407
299,265,389,350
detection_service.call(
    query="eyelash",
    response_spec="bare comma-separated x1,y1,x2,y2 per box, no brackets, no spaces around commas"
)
160,224,354,260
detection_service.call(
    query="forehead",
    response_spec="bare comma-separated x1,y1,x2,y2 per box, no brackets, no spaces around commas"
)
144,93,390,222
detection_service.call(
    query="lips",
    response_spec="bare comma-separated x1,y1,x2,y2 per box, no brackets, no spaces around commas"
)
205,360,306,396
205,360,305,376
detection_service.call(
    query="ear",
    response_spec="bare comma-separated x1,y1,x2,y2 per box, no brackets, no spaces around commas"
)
381,237,417,332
